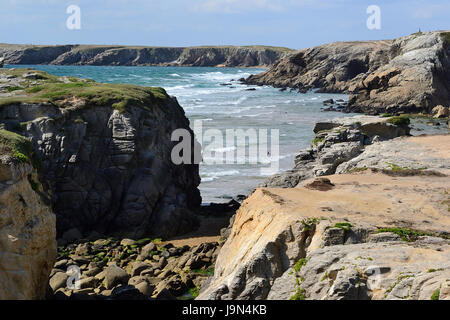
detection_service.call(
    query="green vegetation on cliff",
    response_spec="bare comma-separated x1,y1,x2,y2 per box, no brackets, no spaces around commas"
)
440,32,450,45
0,69,169,113
0,129,39,167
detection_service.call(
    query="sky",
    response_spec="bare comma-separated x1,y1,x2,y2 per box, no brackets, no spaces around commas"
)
0,0,449,49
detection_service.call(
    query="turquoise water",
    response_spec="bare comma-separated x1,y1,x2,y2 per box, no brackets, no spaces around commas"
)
6,65,349,202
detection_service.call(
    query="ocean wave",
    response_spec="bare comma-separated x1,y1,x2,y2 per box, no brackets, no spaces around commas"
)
200,169,241,182
236,111,274,118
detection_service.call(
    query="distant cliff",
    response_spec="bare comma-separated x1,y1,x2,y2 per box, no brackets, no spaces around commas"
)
246,31,450,114
0,44,293,68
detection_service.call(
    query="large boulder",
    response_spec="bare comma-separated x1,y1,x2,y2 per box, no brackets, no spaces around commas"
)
0,69,201,239
0,130,56,299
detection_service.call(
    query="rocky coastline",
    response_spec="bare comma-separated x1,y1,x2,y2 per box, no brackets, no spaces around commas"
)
199,119,450,300
0,45,293,68
245,31,450,115
0,39,449,301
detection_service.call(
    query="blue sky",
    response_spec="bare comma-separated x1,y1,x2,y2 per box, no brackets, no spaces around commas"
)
1,0,449,49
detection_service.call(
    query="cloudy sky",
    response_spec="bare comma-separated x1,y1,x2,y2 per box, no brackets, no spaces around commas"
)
1,0,449,49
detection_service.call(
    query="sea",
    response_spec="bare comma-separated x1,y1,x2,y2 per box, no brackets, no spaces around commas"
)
6,65,351,203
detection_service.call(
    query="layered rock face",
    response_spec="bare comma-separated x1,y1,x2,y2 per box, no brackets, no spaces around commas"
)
0,69,201,239
246,31,450,114
263,115,410,188
0,45,293,67
198,134,450,300
0,131,56,299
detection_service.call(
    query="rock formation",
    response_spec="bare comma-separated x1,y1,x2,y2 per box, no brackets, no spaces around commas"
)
0,57,4,68
0,130,56,299
198,134,450,300
0,68,201,239
246,31,450,114
263,115,410,188
0,45,293,68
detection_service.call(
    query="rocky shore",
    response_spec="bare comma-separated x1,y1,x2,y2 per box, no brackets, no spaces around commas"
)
0,62,449,300
198,126,450,300
0,45,293,68
245,31,450,115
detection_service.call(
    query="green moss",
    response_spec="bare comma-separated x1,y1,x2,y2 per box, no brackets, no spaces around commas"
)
294,258,308,272
192,268,214,276
320,271,328,282
376,227,432,242
427,268,444,273
152,238,163,244
431,288,440,300
189,287,200,299
381,113,392,117
387,115,410,126
290,287,306,300
333,222,352,231
136,238,151,245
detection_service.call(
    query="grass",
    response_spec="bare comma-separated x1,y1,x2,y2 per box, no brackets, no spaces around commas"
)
7,86,22,92
0,129,40,168
376,227,432,242
294,258,307,272
387,115,410,126
0,69,169,113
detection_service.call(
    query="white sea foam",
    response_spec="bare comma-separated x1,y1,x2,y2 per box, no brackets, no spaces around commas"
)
201,169,241,182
